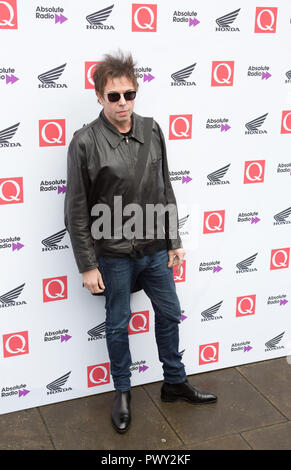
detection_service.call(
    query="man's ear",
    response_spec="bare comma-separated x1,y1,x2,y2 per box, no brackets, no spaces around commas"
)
96,92,103,106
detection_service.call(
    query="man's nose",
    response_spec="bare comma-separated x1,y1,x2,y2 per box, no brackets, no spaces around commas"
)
118,94,126,105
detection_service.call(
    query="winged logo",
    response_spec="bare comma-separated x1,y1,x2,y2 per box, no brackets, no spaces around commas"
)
0,283,25,304
87,322,106,338
207,163,230,182
41,228,67,248
274,207,291,223
38,64,66,85
178,214,189,230
216,8,240,27
46,371,71,391
236,253,258,271
265,332,285,349
286,70,291,80
0,123,20,144
171,63,196,83
245,113,268,132
201,300,223,320
86,5,114,25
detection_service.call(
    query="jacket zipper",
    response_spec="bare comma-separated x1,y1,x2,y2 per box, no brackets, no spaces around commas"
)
125,134,136,249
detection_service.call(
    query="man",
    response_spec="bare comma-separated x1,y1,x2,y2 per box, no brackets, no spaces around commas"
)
64,51,217,434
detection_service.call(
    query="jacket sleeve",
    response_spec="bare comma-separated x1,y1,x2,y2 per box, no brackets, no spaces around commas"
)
64,133,99,273
156,122,183,251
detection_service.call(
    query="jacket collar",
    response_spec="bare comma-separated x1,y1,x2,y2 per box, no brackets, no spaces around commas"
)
99,109,144,148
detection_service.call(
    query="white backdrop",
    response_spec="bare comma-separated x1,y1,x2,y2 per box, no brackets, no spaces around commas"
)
1,0,291,414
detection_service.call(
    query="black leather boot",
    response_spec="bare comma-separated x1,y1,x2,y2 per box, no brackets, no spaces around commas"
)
111,390,131,433
161,379,217,404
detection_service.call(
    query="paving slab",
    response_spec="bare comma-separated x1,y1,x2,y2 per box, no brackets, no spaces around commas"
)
143,368,286,446
0,408,54,450
39,386,182,450
237,357,291,419
183,433,252,450
242,421,291,450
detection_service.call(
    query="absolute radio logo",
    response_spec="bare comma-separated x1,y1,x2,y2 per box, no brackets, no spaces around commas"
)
38,63,67,88
0,235,24,252
128,310,149,335
43,329,71,343
267,293,288,307
87,363,110,387
169,169,192,184
206,118,230,132
1,383,30,398
237,210,261,224
248,65,271,80
254,7,277,34
201,301,223,322
39,179,66,194
231,341,252,353
3,331,29,358
270,248,290,270
207,164,230,185
35,6,68,24
236,295,256,317
199,259,223,274
215,8,240,31
211,61,234,87
170,63,196,87
244,160,265,184
203,210,225,234
245,113,268,134
0,283,26,309
281,111,291,134
42,276,68,302
169,115,192,140
39,119,66,147
130,359,149,374
0,0,18,29
85,62,100,89
46,371,72,395
172,9,199,28
86,5,114,29
173,260,186,282
132,4,157,32
0,122,21,148
236,253,258,274
199,342,219,365
273,207,291,225
134,65,155,84
41,228,68,251
0,67,19,85
0,177,23,205
277,162,291,174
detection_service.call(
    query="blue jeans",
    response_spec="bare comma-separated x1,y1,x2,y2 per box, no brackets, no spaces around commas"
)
98,249,187,391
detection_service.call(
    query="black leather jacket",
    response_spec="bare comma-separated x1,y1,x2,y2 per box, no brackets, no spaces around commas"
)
64,110,182,274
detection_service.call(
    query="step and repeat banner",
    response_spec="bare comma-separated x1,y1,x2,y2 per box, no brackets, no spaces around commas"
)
1,0,291,414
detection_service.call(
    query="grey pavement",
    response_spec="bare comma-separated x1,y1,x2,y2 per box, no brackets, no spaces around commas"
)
1,357,291,450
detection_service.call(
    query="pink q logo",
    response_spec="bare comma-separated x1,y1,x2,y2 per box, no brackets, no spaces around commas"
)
132,4,157,32
244,160,265,184
87,362,110,387
270,248,290,270
3,331,29,358
281,111,291,134
42,276,68,302
128,310,149,335
236,295,256,317
169,115,192,140
0,0,18,29
254,7,277,33
199,342,219,365
39,119,66,147
85,61,100,89
0,177,23,205
211,61,234,87
203,210,225,234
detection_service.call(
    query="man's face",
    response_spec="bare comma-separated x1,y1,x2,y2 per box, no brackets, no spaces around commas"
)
97,75,136,130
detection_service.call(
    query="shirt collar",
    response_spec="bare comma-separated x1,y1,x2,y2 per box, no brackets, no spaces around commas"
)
99,109,144,148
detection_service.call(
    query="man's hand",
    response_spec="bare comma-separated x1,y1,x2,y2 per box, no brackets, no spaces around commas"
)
168,248,186,273
82,268,105,294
